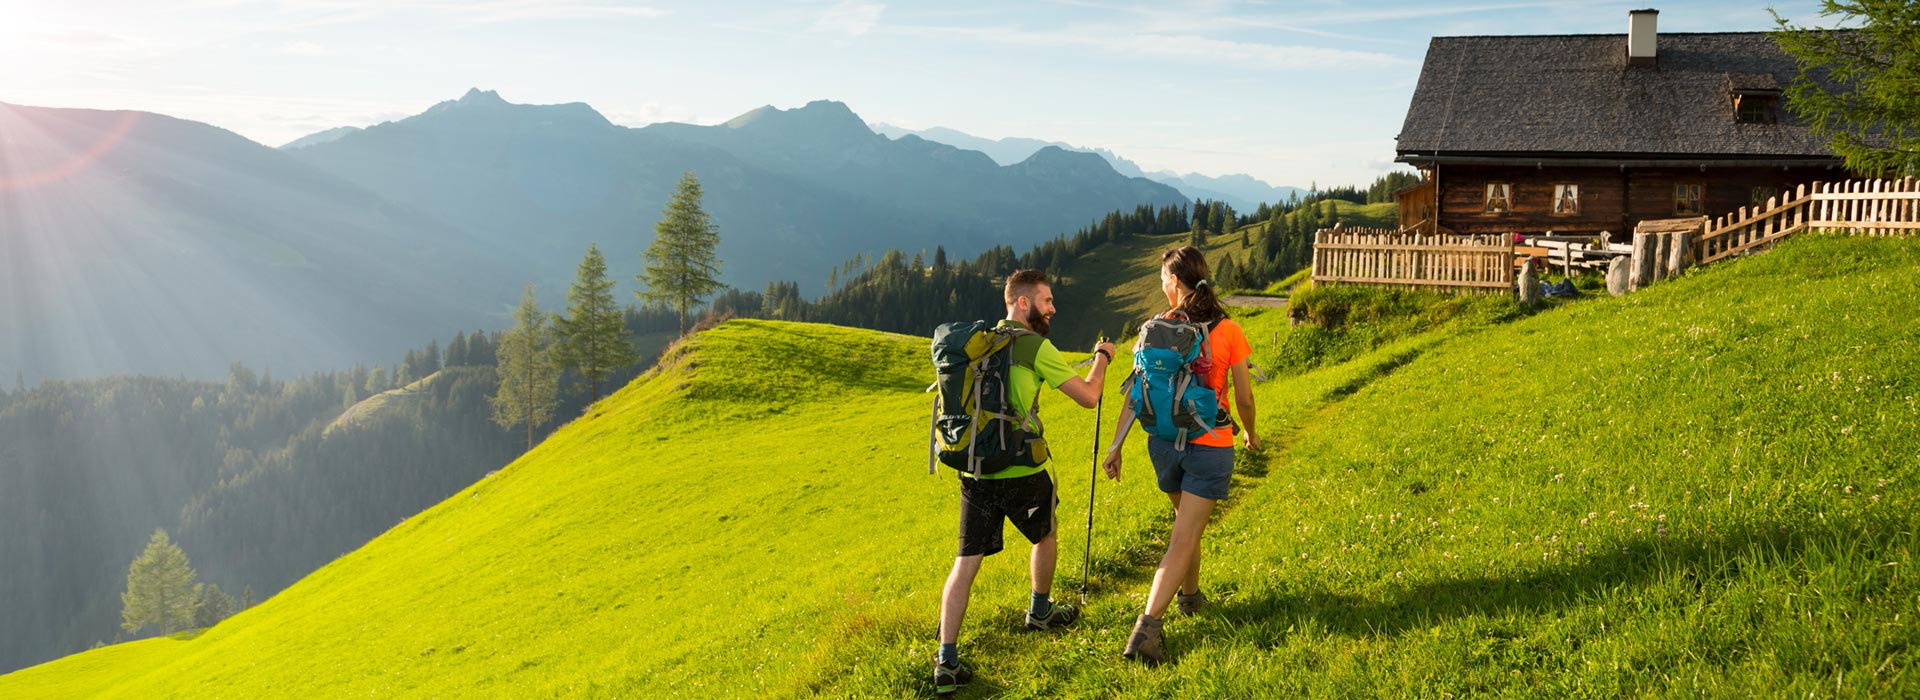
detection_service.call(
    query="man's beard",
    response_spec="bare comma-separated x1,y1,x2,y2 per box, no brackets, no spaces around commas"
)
1026,306,1051,336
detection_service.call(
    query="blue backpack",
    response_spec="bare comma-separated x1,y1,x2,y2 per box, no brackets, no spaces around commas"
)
1125,311,1227,450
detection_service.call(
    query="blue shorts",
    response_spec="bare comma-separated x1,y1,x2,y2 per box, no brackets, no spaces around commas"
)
1146,439,1234,501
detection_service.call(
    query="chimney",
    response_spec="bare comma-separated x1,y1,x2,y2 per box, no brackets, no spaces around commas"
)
1628,9,1659,67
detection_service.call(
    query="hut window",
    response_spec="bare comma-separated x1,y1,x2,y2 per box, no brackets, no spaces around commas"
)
1483,183,1512,214
1735,95,1777,124
1675,183,1705,215
1751,186,1781,207
1552,184,1580,215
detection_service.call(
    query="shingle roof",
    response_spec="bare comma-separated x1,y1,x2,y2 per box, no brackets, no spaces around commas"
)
1396,32,1837,159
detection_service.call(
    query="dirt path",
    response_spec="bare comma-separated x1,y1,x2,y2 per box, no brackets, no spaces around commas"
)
1224,295,1289,308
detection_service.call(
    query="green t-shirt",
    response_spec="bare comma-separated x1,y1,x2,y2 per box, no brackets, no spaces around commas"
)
972,320,1076,480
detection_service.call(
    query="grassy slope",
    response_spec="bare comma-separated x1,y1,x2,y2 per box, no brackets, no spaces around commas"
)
5,235,1916,698
822,233,1918,698
0,319,1173,698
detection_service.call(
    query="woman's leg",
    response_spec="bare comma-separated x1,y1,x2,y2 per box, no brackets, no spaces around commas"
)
1145,491,1217,618
1165,491,1202,595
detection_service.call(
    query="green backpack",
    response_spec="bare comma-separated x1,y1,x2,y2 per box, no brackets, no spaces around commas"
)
927,321,1051,476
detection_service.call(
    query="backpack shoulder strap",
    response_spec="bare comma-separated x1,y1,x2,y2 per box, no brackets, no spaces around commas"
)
1008,331,1042,371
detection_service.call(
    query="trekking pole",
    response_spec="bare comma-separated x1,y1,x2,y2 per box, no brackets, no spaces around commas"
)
1080,334,1107,606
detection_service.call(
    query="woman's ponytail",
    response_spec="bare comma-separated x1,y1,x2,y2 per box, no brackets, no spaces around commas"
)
1162,247,1229,324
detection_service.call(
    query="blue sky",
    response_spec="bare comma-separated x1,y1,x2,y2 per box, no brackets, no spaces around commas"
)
1,0,1827,187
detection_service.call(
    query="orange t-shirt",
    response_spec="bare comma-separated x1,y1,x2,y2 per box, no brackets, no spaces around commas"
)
1189,317,1250,448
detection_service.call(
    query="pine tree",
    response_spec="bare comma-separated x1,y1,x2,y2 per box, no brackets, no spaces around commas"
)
492,285,561,451
424,340,441,375
446,331,469,367
122,529,200,636
1217,253,1239,291
639,172,725,335
1775,2,1920,175
240,585,255,610
555,243,638,402
192,583,238,628
468,330,496,367
14,370,24,395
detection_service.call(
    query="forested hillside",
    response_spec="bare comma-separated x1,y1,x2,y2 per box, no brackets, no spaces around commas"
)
0,308,679,673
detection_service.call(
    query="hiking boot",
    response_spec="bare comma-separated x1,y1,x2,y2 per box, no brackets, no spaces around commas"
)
933,659,973,697
1122,614,1165,666
1024,601,1079,631
1176,589,1208,616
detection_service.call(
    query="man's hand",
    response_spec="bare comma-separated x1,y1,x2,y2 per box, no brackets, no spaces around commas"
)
1092,340,1116,364
1243,431,1261,452
1102,448,1123,481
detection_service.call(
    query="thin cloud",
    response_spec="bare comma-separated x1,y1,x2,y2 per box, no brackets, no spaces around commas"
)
285,1,670,29
891,24,1410,71
809,1,885,37
279,40,331,57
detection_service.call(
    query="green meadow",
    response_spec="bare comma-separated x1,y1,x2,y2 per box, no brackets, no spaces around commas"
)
2,234,1915,698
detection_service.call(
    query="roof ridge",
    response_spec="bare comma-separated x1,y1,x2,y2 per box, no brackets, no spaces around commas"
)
1432,31,1778,39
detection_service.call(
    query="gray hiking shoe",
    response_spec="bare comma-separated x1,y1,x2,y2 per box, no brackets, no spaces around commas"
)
1122,614,1165,666
934,659,973,697
1176,589,1208,616
1024,601,1079,631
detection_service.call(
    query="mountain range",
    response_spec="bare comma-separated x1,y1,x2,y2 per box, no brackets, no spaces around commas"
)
870,123,1309,211
1,90,1186,380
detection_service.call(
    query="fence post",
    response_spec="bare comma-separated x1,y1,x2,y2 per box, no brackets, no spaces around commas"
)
1668,229,1694,277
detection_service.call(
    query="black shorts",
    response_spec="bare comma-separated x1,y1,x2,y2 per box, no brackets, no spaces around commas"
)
957,471,1058,557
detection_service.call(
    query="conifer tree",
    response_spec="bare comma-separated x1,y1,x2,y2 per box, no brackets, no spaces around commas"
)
468,330,496,367
122,529,200,635
446,331,469,367
1217,253,1239,291
240,585,255,610
639,172,724,335
555,243,637,402
1774,2,1920,175
192,583,238,628
492,285,560,451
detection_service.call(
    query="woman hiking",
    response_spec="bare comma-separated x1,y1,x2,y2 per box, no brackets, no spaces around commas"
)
1102,245,1259,666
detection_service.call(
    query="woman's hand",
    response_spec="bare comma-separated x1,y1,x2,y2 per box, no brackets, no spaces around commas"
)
1102,448,1123,481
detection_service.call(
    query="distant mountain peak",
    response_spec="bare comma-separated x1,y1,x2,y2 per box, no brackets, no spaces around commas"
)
1022,145,1106,166
459,88,506,105
722,100,871,143
408,88,613,130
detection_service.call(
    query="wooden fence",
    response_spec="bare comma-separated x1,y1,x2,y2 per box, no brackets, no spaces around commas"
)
1310,227,1513,293
1313,177,1920,294
1699,177,1920,264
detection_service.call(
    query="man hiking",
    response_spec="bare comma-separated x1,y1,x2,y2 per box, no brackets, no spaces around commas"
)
935,269,1115,696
